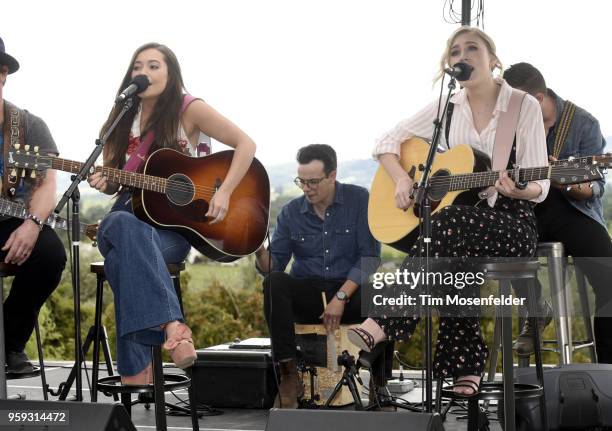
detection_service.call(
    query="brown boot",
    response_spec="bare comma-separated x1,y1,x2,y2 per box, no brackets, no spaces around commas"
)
275,359,303,409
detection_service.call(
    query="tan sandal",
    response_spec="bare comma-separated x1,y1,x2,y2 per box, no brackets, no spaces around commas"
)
163,322,197,369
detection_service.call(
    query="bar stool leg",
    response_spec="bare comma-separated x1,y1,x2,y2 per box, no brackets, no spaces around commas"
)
500,280,516,431
486,306,502,384
575,264,597,363
91,275,104,402
152,345,167,431
34,320,48,400
186,368,200,431
0,280,6,399
527,279,548,430
548,250,571,364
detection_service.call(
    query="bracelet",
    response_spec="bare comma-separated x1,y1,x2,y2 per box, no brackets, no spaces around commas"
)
25,213,44,231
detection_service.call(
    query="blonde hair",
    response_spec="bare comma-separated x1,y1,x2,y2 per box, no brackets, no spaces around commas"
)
434,26,503,83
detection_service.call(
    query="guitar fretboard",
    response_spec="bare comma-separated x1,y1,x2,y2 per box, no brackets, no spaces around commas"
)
50,158,168,193
0,198,87,233
443,166,553,192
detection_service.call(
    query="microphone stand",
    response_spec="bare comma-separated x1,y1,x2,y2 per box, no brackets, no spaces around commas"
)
55,98,134,401
412,75,457,412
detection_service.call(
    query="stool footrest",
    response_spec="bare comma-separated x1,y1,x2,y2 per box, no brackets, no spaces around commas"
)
97,373,191,394
440,382,543,401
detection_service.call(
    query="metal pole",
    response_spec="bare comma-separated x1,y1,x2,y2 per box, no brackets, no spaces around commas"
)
462,0,471,25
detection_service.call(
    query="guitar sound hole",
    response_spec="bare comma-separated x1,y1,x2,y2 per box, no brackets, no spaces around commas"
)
166,173,195,206
429,169,451,201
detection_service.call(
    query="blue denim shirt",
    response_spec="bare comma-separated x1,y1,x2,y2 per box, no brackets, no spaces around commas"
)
547,89,607,227
269,182,381,285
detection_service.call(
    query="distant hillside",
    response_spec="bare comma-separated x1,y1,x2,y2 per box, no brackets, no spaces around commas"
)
56,136,612,198
268,159,379,195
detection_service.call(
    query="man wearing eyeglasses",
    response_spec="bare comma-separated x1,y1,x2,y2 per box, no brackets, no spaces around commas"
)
255,144,381,408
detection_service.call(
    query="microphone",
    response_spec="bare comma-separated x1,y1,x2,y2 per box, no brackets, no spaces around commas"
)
115,75,150,103
444,62,473,81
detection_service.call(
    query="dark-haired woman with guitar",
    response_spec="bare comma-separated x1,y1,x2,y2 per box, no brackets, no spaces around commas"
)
348,26,549,396
87,43,256,384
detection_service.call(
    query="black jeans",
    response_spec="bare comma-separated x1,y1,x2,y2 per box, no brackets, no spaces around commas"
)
0,218,66,353
516,189,612,363
262,271,363,361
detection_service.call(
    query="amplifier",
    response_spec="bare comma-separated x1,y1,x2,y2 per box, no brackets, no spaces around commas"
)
191,339,277,408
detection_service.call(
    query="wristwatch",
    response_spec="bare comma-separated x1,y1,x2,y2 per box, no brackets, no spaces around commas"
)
335,290,349,302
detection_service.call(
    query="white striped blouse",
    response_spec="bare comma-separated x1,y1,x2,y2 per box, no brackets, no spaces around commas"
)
373,78,550,206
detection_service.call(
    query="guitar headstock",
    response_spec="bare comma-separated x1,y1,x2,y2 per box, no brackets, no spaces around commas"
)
590,153,612,170
551,157,605,185
7,145,52,179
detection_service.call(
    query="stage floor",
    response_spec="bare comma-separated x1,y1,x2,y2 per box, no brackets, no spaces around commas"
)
5,361,504,431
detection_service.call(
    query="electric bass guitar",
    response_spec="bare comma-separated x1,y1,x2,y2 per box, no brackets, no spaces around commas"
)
368,137,610,252
8,147,270,262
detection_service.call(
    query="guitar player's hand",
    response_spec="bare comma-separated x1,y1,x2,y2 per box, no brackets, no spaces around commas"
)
206,189,230,224
2,221,39,265
88,172,119,195
395,176,414,210
495,171,527,199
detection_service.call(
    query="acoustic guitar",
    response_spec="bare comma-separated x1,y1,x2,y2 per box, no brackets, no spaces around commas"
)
368,137,609,253
8,147,270,262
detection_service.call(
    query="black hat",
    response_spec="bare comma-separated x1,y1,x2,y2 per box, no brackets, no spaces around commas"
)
0,37,19,74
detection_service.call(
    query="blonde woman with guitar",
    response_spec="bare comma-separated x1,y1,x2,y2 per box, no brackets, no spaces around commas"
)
348,26,549,396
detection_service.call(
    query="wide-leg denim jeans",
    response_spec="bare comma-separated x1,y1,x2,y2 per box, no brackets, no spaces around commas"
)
97,192,191,375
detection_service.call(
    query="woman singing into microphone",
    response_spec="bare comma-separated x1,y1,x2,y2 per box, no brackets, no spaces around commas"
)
348,26,549,395
87,43,256,384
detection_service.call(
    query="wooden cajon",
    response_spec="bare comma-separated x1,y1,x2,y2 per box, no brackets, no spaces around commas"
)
294,323,363,406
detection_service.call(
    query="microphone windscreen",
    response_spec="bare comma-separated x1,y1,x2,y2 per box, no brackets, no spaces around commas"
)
452,62,473,81
131,74,150,92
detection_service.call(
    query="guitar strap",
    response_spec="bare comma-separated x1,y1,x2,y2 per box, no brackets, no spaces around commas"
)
123,94,201,173
551,100,576,159
444,102,455,148
479,88,526,202
2,100,25,198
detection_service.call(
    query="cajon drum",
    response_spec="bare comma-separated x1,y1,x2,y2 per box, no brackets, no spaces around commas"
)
294,324,363,406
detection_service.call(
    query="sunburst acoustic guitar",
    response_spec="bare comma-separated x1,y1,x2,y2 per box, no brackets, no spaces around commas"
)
8,147,270,262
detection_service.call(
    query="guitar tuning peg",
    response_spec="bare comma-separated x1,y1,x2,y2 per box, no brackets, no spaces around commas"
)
33,146,39,153
14,144,20,150
568,156,575,161
10,169,16,177
30,171,36,179
20,169,26,178
24,145,30,151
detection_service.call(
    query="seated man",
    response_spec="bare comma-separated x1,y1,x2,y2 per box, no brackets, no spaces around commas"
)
505,62,612,362
0,37,66,373
255,144,381,408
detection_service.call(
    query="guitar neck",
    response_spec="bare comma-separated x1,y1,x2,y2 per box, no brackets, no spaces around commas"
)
0,198,89,234
444,166,551,192
49,158,168,193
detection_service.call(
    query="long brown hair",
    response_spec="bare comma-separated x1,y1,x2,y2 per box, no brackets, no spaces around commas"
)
100,42,186,169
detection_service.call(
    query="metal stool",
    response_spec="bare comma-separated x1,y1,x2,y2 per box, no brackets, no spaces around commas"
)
90,261,199,431
0,263,49,400
536,242,596,364
441,259,547,431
